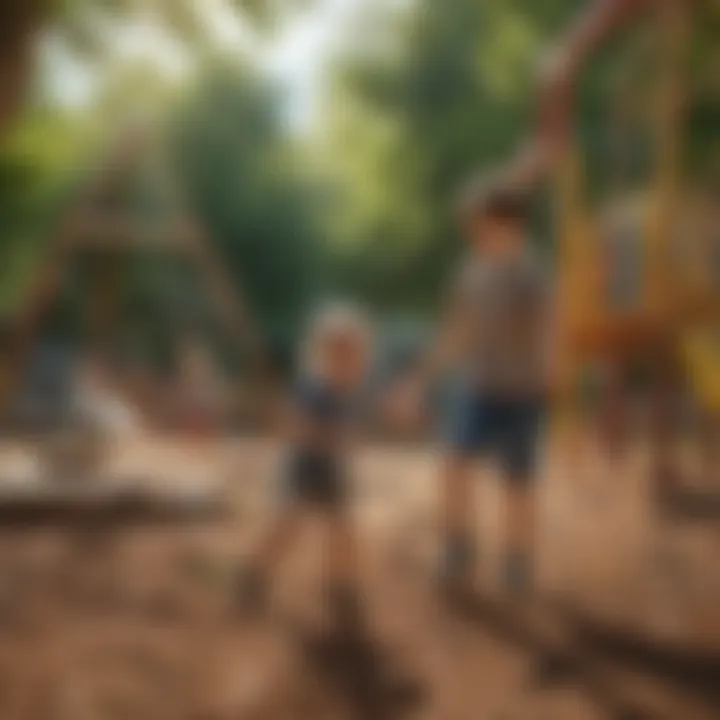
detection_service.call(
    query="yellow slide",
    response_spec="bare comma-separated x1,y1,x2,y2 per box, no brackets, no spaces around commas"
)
683,328,720,413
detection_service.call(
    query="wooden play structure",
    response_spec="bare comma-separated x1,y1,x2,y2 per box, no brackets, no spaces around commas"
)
549,0,720,508
0,124,267,519
0,124,265,403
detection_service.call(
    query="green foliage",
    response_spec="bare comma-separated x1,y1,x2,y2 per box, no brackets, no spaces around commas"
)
320,0,717,315
321,0,583,313
0,113,92,315
2,0,717,354
54,0,216,60
230,0,319,33
169,60,326,355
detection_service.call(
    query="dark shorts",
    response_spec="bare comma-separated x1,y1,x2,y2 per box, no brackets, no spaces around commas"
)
281,453,346,510
444,388,545,480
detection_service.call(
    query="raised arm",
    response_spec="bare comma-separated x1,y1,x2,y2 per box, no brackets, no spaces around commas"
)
502,0,655,191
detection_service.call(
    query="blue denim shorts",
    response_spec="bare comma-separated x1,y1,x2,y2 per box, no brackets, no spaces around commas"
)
280,452,346,509
444,387,545,480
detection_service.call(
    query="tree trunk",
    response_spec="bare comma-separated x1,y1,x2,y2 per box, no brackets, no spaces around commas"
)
0,1,45,138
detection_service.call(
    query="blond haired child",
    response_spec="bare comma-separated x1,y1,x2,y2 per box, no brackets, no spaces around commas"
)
236,303,372,629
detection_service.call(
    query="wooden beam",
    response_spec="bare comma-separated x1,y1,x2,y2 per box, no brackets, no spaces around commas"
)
69,213,197,253
183,222,268,375
0,125,271,422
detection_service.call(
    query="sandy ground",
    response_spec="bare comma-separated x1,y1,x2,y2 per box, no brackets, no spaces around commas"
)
0,437,717,719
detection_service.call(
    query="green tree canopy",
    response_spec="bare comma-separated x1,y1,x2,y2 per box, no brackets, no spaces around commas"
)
170,60,326,358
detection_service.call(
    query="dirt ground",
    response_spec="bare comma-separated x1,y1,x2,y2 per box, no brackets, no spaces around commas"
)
0,437,718,720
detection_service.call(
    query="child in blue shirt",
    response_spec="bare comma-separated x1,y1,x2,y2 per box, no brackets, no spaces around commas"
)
236,304,372,629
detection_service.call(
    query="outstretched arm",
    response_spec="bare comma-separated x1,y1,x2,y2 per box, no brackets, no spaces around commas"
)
383,282,473,429
502,0,654,191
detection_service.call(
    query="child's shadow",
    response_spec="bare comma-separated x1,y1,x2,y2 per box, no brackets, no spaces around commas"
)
296,623,426,720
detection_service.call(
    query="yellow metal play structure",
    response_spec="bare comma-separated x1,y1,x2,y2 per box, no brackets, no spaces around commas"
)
556,0,693,368
540,0,719,498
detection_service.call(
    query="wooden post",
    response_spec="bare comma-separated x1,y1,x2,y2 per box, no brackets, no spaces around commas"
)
649,348,683,502
86,251,125,358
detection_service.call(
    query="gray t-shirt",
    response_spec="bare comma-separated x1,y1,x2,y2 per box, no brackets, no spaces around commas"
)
451,251,552,395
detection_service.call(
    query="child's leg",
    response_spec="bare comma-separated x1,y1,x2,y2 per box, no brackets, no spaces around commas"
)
438,386,484,584
249,506,304,575
506,482,536,554
324,509,363,629
438,454,477,583
503,480,537,593
500,401,543,594
441,455,475,546
236,507,303,610
325,509,359,592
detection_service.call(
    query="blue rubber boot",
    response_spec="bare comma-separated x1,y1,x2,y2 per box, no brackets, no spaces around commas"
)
503,550,533,598
438,532,476,591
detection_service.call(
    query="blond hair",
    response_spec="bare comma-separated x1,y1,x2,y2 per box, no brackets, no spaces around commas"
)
300,303,372,376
